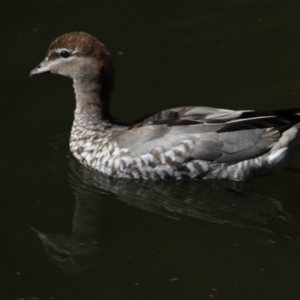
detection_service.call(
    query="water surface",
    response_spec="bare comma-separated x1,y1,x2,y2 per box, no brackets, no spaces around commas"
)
2,0,300,299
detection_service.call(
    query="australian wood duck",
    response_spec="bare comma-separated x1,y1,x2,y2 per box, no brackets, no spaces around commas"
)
30,31,300,180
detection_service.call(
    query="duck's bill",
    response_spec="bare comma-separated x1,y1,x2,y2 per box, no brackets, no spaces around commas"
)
30,58,50,76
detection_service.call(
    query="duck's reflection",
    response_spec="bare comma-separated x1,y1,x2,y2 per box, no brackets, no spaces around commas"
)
68,158,294,230
30,192,109,273
30,156,297,273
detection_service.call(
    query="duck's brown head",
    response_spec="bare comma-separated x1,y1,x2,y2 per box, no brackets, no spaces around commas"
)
30,31,114,89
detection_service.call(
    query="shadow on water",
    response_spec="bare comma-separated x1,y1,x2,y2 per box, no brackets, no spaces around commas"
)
26,133,300,274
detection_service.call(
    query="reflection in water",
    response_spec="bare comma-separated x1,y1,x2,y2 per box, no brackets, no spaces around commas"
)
30,194,109,273
69,158,296,233
29,136,299,273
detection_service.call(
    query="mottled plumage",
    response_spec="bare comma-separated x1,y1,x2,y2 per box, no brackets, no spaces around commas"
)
30,32,300,180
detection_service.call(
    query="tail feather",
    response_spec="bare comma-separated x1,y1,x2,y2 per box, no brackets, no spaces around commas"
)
268,124,300,170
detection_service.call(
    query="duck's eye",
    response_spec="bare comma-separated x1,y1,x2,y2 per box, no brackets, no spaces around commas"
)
59,50,70,58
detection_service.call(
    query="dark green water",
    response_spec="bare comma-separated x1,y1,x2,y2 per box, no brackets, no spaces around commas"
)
2,0,300,299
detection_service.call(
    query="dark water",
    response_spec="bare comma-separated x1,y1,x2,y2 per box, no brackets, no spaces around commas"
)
2,0,300,299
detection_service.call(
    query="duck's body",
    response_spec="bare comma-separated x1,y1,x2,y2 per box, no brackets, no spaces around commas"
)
31,32,300,180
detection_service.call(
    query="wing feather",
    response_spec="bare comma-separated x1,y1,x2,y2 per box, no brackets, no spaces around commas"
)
113,106,300,164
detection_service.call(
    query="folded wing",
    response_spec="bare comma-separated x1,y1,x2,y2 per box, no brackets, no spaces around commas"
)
114,106,300,164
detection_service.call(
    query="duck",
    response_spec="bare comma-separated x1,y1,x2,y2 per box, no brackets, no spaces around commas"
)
30,31,300,180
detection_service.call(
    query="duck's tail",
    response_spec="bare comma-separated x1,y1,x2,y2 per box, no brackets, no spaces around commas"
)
268,123,300,171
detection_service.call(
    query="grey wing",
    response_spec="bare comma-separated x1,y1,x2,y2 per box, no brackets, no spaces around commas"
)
114,106,282,164
134,106,250,125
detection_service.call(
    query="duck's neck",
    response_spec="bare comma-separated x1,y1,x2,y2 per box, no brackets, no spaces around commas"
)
73,78,112,121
